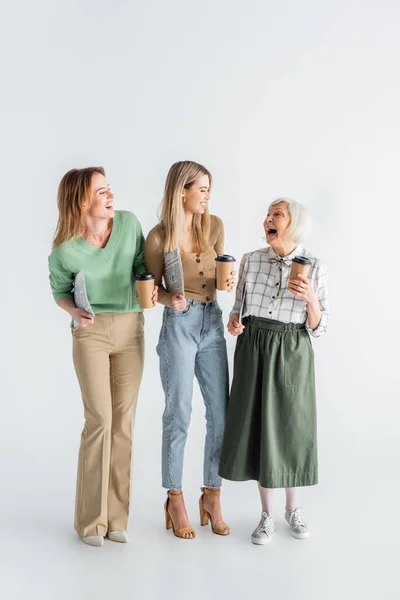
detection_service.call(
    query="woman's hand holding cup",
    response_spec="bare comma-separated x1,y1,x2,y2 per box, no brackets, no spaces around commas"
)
215,255,236,291
214,268,236,292
288,273,316,304
227,313,245,336
227,271,236,292
152,285,159,306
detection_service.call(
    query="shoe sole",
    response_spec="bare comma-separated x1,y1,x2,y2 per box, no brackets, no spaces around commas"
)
81,537,104,547
251,536,272,545
284,516,309,539
251,522,275,545
289,530,309,539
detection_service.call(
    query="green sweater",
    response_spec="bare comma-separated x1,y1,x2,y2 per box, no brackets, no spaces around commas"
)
48,210,146,314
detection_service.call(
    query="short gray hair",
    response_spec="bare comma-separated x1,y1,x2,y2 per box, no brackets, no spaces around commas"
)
269,197,311,242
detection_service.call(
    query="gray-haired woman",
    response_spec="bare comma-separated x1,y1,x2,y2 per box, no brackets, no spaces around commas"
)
218,198,328,544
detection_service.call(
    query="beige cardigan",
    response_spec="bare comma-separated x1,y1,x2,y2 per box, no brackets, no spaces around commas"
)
144,215,224,306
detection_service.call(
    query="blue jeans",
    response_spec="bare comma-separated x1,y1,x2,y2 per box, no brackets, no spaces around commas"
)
157,300,229,489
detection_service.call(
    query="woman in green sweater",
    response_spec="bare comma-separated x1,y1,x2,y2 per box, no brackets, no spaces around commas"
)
48,167,157,547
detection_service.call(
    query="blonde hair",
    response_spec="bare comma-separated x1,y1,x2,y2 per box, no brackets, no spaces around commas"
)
53,167,105,247
160,161,212,254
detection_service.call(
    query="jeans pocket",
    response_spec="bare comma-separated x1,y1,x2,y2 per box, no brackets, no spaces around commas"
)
168,300,193,317
214,302,223,316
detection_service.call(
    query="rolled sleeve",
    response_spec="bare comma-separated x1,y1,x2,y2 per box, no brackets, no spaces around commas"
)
306,262,329,338
230,253,248,318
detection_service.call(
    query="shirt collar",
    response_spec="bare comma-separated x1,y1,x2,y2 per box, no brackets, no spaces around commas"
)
269,244,303,262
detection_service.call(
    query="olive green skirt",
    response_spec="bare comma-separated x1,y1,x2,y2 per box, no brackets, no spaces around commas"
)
219,317,318,488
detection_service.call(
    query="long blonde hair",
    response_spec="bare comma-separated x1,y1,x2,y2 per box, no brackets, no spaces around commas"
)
160,161,212,254
53,167,105,247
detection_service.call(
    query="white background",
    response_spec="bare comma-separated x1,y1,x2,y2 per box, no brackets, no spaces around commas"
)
1,1,399,599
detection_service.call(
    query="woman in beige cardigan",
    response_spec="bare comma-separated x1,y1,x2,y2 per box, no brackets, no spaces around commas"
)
145,161,235,539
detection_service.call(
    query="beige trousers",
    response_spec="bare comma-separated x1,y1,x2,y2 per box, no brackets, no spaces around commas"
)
72,312,144,537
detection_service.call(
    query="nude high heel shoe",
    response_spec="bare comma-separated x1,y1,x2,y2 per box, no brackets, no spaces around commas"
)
199,487,230,536
164,491,196,539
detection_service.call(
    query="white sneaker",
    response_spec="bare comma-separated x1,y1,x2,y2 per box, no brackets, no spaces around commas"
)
81,536,104,547
107,530,128,543
251,512,275,545
285,507,309,539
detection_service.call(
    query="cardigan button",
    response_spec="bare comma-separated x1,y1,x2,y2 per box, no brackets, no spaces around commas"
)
202,284,207,289
196,258,201,263
199,271,204,276
206,296,211,302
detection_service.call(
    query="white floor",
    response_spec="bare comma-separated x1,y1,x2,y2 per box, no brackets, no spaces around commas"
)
1,434,397,600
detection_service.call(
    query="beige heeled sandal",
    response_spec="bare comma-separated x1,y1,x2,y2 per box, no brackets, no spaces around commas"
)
164,491,196,539
199,487,230,536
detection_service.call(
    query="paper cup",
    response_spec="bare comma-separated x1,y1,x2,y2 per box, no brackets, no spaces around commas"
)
215,255,236,291
289,256,311,281
135,273,155,309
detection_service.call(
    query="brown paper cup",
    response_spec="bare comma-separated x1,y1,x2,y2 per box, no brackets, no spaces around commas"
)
135,273,155,309
289,257,311,281
215,255,236,291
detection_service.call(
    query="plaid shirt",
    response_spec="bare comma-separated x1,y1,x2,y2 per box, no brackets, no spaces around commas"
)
231,245,328,338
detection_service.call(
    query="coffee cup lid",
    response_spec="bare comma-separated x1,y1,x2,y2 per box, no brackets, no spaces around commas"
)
292,256,311,266
135,272,155,281
215,254,236,262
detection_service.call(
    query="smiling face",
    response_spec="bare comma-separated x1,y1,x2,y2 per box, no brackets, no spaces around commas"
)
264,201,293,247
182,175,210,215
86,172,115,220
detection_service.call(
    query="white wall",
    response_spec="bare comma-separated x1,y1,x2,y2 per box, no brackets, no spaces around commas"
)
1,1,398,598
